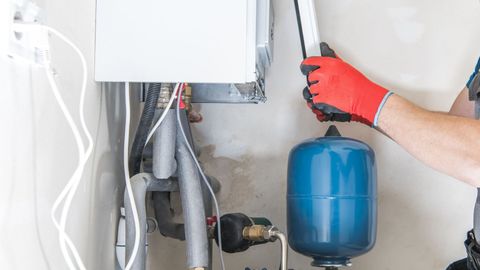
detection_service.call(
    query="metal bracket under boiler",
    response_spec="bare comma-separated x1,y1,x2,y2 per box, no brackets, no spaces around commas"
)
190,79,266,104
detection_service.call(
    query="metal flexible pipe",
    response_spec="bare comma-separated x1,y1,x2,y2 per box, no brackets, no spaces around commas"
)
272,231,288,270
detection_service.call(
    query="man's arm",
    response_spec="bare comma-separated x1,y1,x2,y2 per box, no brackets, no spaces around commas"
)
450,87,475,118
300,43,480,186
378,94,480,186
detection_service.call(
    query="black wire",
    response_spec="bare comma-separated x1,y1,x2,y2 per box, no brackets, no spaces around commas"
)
129,83,161,176
294,0,307,60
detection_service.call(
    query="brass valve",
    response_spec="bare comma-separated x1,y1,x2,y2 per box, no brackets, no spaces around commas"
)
157,83,172,109
183,84,192,111
243,225,279,242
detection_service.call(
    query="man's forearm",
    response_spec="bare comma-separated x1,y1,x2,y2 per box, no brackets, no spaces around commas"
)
449,88,475,118
378,94,480,186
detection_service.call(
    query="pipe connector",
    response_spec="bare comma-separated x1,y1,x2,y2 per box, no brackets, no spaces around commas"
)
243,225,278,242
157,83,172,109
242,225,287,270
184,84,192,111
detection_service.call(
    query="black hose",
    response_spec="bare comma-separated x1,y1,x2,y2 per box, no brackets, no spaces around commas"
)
129,83,161,176
152,192,185,240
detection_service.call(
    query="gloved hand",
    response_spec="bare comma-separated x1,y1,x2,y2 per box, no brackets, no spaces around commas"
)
300,43,393,127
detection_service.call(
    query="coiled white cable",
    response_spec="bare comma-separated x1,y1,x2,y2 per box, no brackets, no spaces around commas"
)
11,23,92,270
45,65,89,270
175,85,226,270
144,83,181,146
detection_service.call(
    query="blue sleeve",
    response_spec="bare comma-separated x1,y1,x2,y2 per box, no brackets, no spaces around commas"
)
467,57,480,87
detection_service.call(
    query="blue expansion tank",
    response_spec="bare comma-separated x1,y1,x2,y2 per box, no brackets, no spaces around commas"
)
287,125,377,267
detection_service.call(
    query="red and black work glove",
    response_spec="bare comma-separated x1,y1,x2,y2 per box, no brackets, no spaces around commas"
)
300,42,393,127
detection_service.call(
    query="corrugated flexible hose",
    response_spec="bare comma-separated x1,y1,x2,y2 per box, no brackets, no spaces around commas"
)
129,83,161,176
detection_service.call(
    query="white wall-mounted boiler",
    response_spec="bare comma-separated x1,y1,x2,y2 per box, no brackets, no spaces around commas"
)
95,0,274,103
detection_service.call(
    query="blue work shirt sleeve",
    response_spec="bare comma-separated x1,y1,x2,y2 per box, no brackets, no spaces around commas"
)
467,57,480,87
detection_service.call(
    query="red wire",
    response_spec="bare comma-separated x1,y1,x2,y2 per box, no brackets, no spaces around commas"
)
178,83,186,109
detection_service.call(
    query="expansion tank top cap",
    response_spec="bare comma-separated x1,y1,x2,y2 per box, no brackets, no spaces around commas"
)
324,125,341,137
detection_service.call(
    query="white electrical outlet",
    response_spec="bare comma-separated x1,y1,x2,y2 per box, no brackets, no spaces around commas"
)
5,0,47,64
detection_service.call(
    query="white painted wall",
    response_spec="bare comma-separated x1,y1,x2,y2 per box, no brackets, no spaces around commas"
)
2,0,480,270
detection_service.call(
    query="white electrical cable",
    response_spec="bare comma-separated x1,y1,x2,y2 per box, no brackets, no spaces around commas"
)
48,25,92,270
123,83,142,270
175,85,226,270
11,23,92,270
144,83,181,146
45,66,88,270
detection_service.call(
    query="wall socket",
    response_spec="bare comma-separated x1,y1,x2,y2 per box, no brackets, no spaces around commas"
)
3,0,47,65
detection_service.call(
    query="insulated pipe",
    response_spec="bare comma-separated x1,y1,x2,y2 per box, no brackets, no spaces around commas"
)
153,109,177,179
124,173,153,270
151,109,182,240
124,173,180,270
176,110,209,268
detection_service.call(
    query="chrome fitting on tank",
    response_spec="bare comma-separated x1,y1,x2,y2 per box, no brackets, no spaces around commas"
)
264,225,281,242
